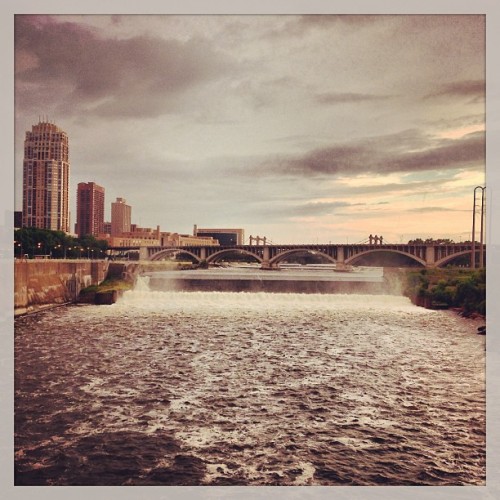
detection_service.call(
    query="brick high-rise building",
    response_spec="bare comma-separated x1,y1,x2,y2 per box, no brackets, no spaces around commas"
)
111,197,131,235
75,182,105,238
22,120,70,232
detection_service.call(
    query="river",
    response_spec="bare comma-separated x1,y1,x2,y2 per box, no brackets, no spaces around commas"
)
14,269,485,486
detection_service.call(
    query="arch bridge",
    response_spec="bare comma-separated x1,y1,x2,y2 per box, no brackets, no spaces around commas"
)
137,243,478,269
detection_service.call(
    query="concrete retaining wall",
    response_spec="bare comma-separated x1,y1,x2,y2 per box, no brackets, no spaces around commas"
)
14,260,109,316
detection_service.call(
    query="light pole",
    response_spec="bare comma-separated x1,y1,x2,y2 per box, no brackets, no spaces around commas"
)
14,241,23,258
55,244,67,258
471,186,486,269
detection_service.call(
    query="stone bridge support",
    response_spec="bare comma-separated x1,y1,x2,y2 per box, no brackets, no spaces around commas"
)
336,246,345,264
139,247,150,261
425,245,436,268
261,246,271,269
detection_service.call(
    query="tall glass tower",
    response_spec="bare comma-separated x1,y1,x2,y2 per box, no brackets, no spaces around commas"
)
22,120,70,232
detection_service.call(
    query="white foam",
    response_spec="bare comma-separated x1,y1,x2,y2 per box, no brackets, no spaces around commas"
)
117,276,424,315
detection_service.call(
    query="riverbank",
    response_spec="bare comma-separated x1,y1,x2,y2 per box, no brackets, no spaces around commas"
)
77,278,133,304
14,260,108,316
402,268,486,318
77,262,137,304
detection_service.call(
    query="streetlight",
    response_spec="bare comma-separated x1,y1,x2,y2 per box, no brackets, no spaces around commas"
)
471,186,486,269
14,241,23,258
55,244,67,258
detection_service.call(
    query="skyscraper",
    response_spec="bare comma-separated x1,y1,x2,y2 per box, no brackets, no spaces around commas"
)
111,197,131,235
22,120,70,232
76,182,105,238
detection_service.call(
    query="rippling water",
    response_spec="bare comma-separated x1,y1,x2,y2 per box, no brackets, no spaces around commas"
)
15,277,485,486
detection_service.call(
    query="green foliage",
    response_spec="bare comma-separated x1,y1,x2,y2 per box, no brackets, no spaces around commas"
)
404,270,429,298
404,268,486,315
14,227,108,258
454,269,485,314
407,238,455,245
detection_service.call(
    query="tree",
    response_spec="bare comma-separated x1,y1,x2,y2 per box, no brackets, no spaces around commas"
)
408,238,455,245
14,227,108,259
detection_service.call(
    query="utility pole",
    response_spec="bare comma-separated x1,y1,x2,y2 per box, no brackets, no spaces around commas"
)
471,186,486,269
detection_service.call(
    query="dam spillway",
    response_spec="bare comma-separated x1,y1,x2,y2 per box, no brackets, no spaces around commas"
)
141,266,388,294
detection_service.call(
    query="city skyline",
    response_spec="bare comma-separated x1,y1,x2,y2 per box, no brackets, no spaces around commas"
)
15,14,485,244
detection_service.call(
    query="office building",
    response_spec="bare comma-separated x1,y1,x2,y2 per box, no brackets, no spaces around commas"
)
75,182,105,238
111,197,131,235
193,225,244,245
22,120,70,232
161,232,219,247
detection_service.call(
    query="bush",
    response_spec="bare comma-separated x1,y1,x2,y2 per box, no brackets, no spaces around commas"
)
403,268,485,315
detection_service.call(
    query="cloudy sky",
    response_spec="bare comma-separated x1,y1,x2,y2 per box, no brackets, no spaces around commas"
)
14,14,485,244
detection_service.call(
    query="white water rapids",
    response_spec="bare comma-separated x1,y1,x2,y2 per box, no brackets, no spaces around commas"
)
15,275,486,485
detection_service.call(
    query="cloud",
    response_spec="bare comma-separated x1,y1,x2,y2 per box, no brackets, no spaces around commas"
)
406,206,469,213
15,15,234,119
250,129,485,178
424,80,485,101
339,181,438,196
287,201,362,217
292,15,381,32
315,92,392,105
422,113,485,132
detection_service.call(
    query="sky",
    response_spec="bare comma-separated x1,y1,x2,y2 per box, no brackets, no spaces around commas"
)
14,14,486,244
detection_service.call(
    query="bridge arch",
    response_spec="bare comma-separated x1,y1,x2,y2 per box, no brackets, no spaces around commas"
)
269,249,336,266
206,248,263,264
345,249,426,267
434,250,473,268
150,248,201,263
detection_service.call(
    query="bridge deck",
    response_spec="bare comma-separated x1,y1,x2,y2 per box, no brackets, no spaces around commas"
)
106,243,480,269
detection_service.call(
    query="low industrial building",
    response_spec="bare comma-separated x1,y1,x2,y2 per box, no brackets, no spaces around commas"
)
193,225,244,245
99,225,219,248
